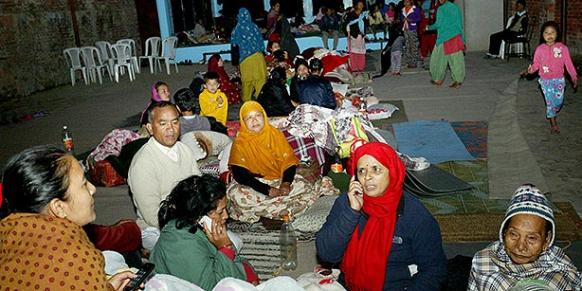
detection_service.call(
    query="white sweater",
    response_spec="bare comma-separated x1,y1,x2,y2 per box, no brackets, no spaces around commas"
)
128,138,201,229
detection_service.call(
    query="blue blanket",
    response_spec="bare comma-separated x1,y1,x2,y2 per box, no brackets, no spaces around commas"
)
393,120,475,164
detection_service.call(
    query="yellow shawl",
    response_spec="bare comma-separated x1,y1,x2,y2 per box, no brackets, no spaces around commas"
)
229,101,298,180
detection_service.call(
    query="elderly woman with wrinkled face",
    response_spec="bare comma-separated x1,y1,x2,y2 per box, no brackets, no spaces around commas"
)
468,185,581,290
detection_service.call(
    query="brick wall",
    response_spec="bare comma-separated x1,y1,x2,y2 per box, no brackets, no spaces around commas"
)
0,0,140,100
508,0,582,55
566,0,582,55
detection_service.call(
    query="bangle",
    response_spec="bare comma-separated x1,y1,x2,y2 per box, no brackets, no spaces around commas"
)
220,243,233,249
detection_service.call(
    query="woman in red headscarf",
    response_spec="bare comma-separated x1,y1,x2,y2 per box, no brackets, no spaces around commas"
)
316,142,447,290
207,54,242,104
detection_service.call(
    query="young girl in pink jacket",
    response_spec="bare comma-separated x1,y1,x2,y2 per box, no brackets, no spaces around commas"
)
528,21,578,134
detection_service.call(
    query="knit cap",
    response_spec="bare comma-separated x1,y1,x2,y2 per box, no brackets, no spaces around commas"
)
499,184,555,246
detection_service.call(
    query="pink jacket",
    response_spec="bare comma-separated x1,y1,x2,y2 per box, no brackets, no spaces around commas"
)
531,42,578,81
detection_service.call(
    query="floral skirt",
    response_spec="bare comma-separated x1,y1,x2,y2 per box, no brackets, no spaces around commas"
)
226,175,338,223
539,77,565,118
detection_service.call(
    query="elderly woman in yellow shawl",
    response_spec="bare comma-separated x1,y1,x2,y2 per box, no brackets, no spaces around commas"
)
227,101,336,223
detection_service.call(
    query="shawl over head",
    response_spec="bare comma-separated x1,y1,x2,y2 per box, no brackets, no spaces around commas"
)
140,83,165,125
231,8,265,62
208,54,230,85
228,101,298,180
342,142,406,290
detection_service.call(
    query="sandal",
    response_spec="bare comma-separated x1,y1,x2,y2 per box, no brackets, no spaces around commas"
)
449,82,462,89
551,125,561,134
431,80,444,86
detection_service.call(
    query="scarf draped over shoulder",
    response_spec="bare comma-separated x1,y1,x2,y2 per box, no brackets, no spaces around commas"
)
231,8,265,62
341,142,406,291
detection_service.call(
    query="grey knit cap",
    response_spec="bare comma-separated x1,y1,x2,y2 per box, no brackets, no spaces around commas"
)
499,184,555,246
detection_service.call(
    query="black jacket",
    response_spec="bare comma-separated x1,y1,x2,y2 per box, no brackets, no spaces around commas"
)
257,79,295,117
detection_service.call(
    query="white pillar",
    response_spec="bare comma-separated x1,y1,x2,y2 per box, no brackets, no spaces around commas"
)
303,0,314,23
210,0,223,17
155,0,174,38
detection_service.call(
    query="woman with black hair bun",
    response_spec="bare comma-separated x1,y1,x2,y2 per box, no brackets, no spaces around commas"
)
150,174,259,290
0,145,137,290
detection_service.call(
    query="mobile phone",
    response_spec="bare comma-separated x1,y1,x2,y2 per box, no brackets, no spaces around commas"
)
123,263,155,291
198,215,213,232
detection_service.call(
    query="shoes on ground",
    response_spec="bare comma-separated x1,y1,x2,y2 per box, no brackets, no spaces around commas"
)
483,53,499,60
449,81,462,89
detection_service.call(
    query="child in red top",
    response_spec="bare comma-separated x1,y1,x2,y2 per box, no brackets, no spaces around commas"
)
527,21,578,134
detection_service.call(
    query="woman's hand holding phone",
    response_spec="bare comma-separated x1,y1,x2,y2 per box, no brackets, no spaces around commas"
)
202,216,231,249
347,176,364,211
107,270,138,291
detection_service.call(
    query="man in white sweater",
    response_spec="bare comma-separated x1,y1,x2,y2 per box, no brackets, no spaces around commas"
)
128,102,201,250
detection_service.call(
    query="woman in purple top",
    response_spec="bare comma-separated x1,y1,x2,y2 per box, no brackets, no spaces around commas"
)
401,0,422,68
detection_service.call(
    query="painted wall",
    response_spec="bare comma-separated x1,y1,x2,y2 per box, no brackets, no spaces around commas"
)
463,0,504,51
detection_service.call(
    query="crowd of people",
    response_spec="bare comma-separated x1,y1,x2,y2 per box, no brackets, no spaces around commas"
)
0,0,580,290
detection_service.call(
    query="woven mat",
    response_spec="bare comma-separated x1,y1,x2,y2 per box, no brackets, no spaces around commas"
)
436,202,582,242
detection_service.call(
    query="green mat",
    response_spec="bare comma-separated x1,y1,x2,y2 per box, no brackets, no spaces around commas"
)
425,160,509,215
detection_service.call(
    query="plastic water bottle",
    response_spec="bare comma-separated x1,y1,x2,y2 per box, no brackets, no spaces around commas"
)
62,125,75,154
280,214,297,270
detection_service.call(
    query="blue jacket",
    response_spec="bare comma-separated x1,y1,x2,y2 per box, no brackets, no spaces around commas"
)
295,75,336,109
316,193,447,291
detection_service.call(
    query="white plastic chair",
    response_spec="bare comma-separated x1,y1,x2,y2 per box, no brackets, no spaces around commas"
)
139,36,162,74
95,41,115,75
111,43,136,82
157,36,179,75
116,39,141,74
63,47,88,86
80,46,112,84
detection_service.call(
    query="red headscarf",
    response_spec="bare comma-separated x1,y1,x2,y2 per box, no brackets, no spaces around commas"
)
342,142,406,291
208,54,230,85
207,54,242,104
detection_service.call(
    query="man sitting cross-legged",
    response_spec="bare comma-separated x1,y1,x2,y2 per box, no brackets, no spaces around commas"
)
128,101,201,250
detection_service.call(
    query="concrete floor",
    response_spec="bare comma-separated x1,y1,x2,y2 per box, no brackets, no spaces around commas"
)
1,52,581,273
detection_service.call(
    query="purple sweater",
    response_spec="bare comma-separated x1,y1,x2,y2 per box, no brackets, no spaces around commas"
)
401,5,422,32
